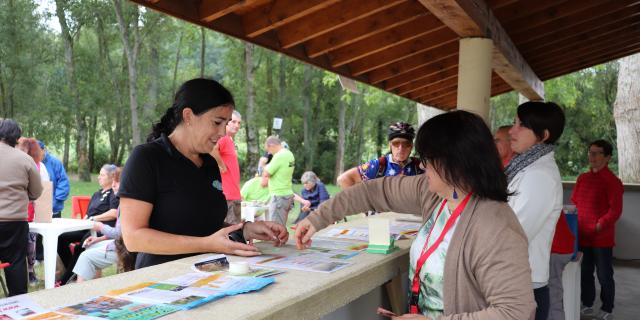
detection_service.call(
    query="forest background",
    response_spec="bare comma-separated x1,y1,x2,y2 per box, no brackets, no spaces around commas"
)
1,0,635,184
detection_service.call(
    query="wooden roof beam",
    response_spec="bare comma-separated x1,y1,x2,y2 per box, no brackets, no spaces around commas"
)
511,0,640,46
348,28,458,76
395,67,458,95
199,0,252,23
305,1,426,58
418,0,544,100
242,0,341,38
534,34,640,77
329,15,443,67
383,55,459,90
277,0,407,49
527,23,640,67
368,41,458,84
540,44,640,81
408,78,459,100
520,15,640,56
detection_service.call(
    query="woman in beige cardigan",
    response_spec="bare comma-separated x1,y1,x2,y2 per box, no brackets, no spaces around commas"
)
295,111,535,320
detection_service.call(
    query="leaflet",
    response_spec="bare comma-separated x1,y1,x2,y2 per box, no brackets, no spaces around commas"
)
245,252,351,273
107,274,274,310
0,295,47,319
55,296,178,320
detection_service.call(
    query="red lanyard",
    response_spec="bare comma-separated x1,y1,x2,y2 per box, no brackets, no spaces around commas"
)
409,193,472,314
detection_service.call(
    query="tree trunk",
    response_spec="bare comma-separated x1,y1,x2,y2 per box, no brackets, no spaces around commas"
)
244,43,260,177
55,0,90,181
376,118,383,157
63,123,71,169
302,65,313,170
200,27,206,77
334,97,347,183
266,55,274,135
171,31,184,96
143,39,159,132
113,0,141,147
88,114,97,172
613,53,640,183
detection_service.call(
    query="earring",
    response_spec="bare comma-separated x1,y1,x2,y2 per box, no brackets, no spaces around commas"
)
452,188,458,200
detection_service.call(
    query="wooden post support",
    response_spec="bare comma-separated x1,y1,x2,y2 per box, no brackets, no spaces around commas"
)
457,37,493,121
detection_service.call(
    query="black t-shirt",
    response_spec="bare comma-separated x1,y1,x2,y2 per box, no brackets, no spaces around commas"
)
118,134,227,269
87,189,119,227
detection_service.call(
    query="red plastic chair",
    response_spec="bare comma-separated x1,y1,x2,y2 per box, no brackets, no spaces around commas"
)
0,261,10,297
71,196,91,219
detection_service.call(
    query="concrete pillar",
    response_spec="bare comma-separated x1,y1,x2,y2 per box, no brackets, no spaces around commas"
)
518,93,529,105
416,103,445,128
456,38,493,122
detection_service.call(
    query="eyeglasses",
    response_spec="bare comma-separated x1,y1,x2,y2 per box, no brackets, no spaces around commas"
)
390,140,412,148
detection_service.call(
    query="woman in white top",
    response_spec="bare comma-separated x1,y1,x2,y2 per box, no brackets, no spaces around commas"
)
505,101,565,320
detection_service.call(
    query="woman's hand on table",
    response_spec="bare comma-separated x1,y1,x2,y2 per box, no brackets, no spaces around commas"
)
206,224,261,257
294,218,317,249
243,221,288,247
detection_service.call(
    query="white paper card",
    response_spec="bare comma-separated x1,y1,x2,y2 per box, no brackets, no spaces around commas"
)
368,217,391,246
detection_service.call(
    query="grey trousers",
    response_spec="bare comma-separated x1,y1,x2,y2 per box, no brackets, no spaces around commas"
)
549,253,573,320
224,200,242,224
268,195,294,226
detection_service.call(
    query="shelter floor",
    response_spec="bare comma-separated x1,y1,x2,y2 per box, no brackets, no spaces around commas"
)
580,259,640,320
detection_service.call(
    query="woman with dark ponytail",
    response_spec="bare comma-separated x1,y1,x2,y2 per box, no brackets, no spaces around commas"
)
118,78,288,269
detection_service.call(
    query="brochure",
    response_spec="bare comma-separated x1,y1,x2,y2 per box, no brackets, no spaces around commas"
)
191,255,284,278
0,295,47,319
245,252,351,273
107,273,275,310
55,296,178,320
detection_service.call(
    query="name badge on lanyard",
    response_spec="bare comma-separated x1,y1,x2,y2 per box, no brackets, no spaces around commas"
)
409,193,472,314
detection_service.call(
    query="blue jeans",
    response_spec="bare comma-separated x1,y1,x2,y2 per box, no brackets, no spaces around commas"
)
534,286,550,320
580,246,614,313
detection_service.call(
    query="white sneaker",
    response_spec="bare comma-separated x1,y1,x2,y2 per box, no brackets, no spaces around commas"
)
581,306,596,317
598,310,614,320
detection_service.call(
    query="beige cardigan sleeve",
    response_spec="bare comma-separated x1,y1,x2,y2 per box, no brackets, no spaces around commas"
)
306,175,432,231
441,204,536,320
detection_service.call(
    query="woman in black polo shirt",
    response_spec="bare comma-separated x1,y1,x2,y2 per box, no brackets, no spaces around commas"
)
118,78,288,269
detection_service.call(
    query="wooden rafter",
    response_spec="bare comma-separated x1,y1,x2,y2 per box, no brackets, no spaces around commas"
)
395,66,458,95
418,0,544,100
528,24,640,67
242,0,341,38
304,1,426,58
277,0,407,49
348,28,457,76
520,15,640,56
200,0,247,23
504,0,611,36
510,1,639,46
328,15,442,67
368,41,458,84
384,55,459,90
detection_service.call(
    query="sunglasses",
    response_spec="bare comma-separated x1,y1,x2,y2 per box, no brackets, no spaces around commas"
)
390,140,412,148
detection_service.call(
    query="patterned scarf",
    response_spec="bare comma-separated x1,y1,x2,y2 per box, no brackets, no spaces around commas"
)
505,143,555,183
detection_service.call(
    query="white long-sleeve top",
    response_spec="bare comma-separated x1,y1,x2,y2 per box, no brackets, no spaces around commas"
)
508,151,563,287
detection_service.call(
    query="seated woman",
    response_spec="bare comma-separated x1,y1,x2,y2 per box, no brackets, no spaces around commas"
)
119,78,288,269
71,167,122,282
295,111,535,319
293,171,329,224
57,164,119,284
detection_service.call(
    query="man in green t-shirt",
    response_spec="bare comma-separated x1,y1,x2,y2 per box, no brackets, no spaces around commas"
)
260,136,295,226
